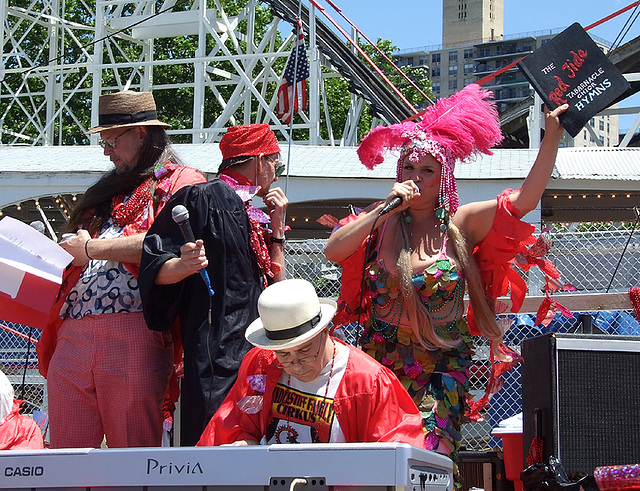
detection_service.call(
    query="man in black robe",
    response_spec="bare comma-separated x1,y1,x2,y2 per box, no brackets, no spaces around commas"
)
139,181,261,446
139,123,287,446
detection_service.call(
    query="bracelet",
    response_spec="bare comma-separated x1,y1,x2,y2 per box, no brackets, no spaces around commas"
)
84,239,93,260
270,236,285,245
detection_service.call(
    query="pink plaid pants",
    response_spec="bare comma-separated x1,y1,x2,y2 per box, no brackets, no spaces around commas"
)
47,312,173,448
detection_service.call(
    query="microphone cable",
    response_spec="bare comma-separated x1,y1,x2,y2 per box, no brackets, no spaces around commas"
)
354,211,385,346
591,206,640,327
352,196,405,344
204,291,215,436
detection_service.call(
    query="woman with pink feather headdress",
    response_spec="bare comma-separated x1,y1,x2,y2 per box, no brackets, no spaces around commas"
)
325,84,568,469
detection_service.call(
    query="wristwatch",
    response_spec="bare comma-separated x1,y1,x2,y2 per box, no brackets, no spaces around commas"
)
270,236,285,244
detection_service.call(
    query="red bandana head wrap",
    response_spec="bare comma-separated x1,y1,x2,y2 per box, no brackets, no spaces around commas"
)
219,124,281,160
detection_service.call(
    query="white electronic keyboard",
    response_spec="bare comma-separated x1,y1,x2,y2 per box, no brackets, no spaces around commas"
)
0,442,453,491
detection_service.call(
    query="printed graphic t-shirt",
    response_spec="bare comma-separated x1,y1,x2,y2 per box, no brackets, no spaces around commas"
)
265,345,348,444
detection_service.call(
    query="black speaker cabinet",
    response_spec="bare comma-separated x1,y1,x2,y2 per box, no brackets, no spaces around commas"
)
522,333,640,475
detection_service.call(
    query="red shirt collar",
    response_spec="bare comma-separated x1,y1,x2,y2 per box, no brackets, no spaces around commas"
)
220,168,254,186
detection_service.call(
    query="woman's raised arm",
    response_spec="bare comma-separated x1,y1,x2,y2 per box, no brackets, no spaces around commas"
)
324,181,419,263
510,103,568,216
455,103,568,247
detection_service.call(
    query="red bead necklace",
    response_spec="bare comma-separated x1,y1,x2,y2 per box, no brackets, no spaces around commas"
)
111,178,153,227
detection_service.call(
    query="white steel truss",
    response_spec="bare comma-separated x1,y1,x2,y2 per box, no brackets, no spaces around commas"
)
1,0,372,146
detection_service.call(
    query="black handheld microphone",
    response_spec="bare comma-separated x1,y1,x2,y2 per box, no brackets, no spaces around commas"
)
171,205,196,242
171,205,214,297
378,196,403,217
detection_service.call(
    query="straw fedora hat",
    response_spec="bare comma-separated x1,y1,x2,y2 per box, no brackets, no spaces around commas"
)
86,90,171,134
245,279,337,351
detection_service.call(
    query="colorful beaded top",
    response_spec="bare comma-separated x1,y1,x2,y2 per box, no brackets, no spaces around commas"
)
331,190,573,425
362,249,474,463
367,252,465,338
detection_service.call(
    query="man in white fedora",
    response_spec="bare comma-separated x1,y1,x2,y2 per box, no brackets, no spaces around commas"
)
197,278,426,447
39,90,205,449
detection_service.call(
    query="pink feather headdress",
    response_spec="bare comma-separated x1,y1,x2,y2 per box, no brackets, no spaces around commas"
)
357,84,503,215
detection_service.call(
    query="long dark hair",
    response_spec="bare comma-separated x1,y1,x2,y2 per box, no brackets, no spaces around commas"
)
64,126,184,236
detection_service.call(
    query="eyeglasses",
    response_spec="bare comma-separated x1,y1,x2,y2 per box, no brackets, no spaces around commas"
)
274,332,324,369
267,155,285,177
98,128,132,149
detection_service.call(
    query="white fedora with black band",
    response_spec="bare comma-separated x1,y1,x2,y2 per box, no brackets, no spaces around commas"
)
245,279,337,351
86,90,171,134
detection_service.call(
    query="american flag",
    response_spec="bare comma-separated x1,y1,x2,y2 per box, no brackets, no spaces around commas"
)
277,23,309,124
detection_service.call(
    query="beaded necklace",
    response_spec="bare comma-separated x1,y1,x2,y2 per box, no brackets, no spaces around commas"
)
426,280,463,321
371,300,402,339
371,282,463,338
219,170,274,287
368,261,464,339
367,210,465,342
402,210,447,256
404,211,463,334
282,339,336,442
111,178,153,227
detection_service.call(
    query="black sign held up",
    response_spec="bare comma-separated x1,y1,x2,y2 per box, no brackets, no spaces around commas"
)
518,23,630,137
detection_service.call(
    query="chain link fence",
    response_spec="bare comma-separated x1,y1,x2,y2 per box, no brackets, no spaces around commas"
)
0,322,45,435
2,222,639,448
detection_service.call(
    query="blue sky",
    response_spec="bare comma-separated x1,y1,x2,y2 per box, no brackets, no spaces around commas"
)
323,0,639,132
338,0,636,50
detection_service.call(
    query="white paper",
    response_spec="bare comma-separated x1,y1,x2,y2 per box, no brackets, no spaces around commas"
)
0,259,26,298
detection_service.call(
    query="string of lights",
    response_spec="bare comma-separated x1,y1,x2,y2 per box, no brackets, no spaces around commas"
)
0,195,77,221
550,192,636,200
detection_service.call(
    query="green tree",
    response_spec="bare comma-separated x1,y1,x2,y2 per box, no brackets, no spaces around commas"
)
2,0,97,145
320,37,432,143
150,1,283,142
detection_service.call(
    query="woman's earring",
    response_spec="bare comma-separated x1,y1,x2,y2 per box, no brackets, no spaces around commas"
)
435,199,448,232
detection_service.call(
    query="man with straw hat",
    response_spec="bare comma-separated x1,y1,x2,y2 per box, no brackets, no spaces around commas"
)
196,279,426,447
139,123,288,446
39,90,205,449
